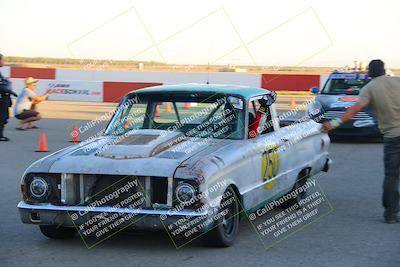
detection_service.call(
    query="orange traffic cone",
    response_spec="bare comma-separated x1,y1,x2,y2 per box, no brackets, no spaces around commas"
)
165,102,172,113
36,133,49,152
290,96,296,109
155,105,160,117
70,125,81,143
183,103,190,109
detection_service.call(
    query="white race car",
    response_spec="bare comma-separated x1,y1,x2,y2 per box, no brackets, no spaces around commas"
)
18,84,331,247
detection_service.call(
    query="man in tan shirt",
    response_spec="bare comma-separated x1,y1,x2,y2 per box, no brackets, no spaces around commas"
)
323,59,400,224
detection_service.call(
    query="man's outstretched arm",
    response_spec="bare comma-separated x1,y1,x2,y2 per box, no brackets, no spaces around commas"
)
322,102,368,132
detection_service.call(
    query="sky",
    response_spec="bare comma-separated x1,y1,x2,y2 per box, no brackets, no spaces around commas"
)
1,0,400,67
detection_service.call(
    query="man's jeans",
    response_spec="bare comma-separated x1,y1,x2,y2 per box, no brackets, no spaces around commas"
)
383,136,400,219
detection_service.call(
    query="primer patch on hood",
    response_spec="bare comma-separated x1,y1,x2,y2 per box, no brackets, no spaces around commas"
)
96,130,185,159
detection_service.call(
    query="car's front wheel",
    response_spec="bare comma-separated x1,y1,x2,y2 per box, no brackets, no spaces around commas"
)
39,225,77,239
203,187,240,247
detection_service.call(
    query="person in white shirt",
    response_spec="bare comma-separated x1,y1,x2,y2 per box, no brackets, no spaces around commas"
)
14,77,48,130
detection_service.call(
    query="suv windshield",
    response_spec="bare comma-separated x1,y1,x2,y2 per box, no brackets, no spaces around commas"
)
105,92,245,140
321,73,370,95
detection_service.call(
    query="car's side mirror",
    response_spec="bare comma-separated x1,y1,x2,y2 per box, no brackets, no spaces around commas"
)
310,87,319,94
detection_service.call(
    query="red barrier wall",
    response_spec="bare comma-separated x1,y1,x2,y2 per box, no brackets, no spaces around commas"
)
103,82,162,103
261,74,320,91
10,67,56,79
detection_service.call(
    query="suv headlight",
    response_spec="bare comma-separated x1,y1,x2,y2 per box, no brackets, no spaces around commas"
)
175,183,195,204
307,101,324,121
29,177,49,199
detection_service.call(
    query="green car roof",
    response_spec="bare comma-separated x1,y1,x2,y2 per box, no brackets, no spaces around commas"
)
133,83,271,100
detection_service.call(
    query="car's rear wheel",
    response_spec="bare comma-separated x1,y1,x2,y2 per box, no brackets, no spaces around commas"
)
39,225,77,239
203,187,240,247
282,169,310,208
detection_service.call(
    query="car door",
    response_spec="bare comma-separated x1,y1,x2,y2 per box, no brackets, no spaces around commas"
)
243,96,290,210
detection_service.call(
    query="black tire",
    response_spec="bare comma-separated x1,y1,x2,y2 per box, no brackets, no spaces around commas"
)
39,225,77,240
203,187,240,247
282,170,310,208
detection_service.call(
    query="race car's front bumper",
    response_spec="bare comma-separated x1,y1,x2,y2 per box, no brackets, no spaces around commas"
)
17,201,208,230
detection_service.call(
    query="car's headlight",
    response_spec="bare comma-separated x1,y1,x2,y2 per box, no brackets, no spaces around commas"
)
307,101,324,120
175,183,195,204
29,177,49,199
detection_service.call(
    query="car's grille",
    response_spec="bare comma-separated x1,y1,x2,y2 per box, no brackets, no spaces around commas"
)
83,175,146,207
322,110,373,120
58,174,169,208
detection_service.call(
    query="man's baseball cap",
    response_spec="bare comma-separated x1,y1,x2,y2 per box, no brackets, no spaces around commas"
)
25,77,39,85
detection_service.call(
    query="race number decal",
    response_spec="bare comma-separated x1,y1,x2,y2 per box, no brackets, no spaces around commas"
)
261,144,280,190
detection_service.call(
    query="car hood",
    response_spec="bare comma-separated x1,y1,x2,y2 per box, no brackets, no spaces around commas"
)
25,129,230,178
315,94,360,110
315,94,375,114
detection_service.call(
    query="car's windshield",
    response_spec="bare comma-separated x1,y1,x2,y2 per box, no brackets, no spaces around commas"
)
321,73,370,95
105,92,246,140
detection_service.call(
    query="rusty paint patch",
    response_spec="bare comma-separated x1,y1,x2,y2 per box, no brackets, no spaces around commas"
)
151,134,186,156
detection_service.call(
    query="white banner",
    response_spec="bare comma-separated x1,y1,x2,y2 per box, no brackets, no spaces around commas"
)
8,78,26,95
319,74,329,90
56,69,262,87
44,80,103,102
0,66,10,78
10,79,103,102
